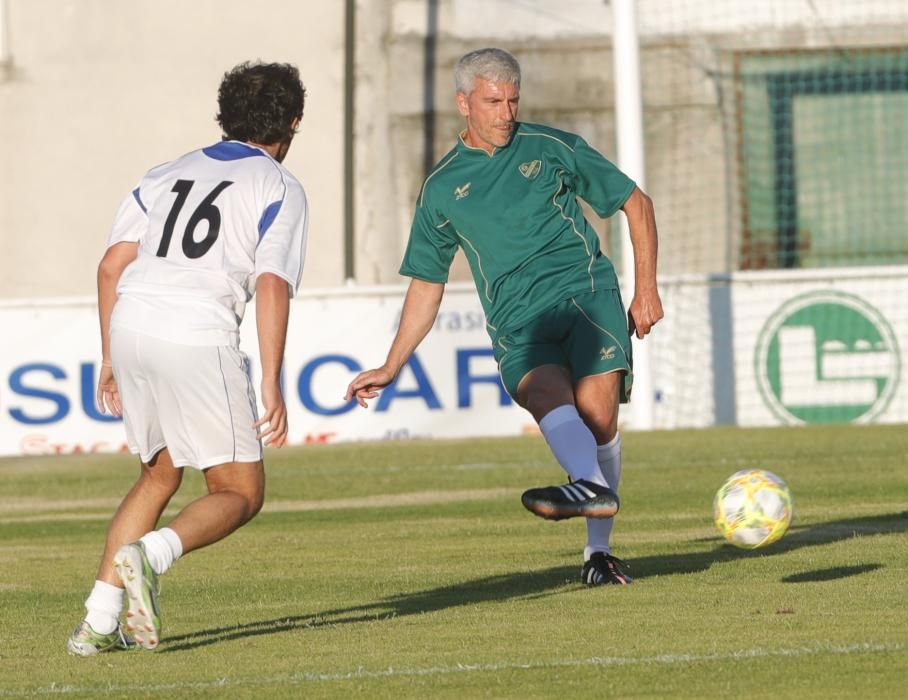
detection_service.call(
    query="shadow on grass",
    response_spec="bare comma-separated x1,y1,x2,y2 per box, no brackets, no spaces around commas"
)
160,509,907,652
634,509,908,578
781,564,883,583
160,566,573,652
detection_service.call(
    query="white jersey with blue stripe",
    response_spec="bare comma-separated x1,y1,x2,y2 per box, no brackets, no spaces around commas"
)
108,140,308,346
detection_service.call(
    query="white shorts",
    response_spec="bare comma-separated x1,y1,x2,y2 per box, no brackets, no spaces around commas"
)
110,328,263,469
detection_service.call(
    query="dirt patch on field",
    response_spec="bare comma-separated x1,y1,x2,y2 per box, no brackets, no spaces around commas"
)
0,488,519,523
0,497,120,513
265,488,517,512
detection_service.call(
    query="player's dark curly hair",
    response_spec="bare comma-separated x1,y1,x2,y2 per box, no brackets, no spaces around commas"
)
216,61,306,144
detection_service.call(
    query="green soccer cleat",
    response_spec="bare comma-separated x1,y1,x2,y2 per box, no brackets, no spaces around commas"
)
66,620,135,656
114,542,162,650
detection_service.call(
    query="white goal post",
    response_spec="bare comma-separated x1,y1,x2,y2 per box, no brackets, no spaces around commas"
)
611,0,655,429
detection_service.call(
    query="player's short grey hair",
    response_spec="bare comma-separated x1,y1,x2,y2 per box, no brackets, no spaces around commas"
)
454,48,521,95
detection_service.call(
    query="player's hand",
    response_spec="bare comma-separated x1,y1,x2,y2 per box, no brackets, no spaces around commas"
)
628,287,664,339
96,365,122,417
255,379,288,447
344,366,397,408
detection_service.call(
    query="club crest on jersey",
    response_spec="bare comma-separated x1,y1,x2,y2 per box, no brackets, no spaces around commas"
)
518,160,542,180
454,182,472,200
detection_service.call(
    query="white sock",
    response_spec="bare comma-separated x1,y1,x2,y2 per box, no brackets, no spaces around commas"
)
139,527,184,576
585,432,622,561
538,405,606,486
84,579,124,634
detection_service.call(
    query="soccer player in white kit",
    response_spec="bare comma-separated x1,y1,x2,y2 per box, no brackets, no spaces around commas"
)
67,61,309,656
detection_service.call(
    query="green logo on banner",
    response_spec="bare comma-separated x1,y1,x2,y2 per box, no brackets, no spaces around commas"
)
755,290,899,424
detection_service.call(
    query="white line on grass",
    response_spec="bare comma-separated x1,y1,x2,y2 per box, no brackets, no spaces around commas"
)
1,642,903,696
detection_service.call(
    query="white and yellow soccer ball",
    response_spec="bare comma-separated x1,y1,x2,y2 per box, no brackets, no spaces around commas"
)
713,469,793,549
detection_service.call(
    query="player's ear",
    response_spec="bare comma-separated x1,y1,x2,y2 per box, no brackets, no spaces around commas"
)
289,117,300,133
455,92,470,118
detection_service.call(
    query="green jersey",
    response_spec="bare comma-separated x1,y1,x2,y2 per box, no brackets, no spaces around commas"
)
400,121,636,334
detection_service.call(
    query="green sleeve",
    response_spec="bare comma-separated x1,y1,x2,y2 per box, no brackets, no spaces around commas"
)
571,137,637,218
398,187,459,282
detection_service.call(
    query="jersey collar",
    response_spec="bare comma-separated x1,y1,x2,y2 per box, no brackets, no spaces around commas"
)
203,140,273,161
456,126,519,157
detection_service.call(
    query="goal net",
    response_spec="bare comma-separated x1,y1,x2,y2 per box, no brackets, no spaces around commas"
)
624,0,908,428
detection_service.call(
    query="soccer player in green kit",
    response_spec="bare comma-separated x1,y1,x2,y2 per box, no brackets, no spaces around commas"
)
345,47,663,585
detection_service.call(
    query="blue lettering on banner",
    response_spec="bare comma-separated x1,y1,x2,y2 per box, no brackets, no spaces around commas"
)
376,353,441,411
8,364,70,425
456,349,512,408
4,353,509,426
81,363,121,423
393,309,487,333
298,354,362,416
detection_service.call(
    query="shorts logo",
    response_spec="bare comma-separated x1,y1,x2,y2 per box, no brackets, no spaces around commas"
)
454,182,472,200
518,160,542,180
600,346,617,361
754,290,900,424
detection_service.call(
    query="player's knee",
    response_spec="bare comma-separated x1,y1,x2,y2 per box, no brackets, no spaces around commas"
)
206,483,262,525
138,467,182,498
230,483,264,524
205,461,264,523
580,408,618,444
245,489,265,522
520,385,574,422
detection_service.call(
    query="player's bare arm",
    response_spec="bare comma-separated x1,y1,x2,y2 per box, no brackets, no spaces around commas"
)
95,241,138,416
345,278,445,407
254,272,291,447
622,186,664,339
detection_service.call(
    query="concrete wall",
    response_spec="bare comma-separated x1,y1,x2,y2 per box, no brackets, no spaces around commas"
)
2,0,906,297
354,0,908,283
0,0,345,298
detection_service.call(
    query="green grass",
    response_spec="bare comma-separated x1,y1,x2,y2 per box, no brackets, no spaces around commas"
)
1,424,907,698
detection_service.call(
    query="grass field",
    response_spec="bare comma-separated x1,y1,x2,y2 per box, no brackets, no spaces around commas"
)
1,424,907,698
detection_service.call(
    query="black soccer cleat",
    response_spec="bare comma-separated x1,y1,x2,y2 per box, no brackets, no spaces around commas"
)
581,552,633,586
521,479,619,521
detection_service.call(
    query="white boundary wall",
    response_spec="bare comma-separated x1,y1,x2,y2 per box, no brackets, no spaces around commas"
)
1,268,906,457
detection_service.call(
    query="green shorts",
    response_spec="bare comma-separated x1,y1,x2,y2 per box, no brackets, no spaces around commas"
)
489,289,633,401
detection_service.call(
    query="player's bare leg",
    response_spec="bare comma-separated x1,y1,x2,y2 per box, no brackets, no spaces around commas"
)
573,371,621,445
515,363,575,423
113,459,265,650
167,459,265,554
68,449,182,655
96,448,183,585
